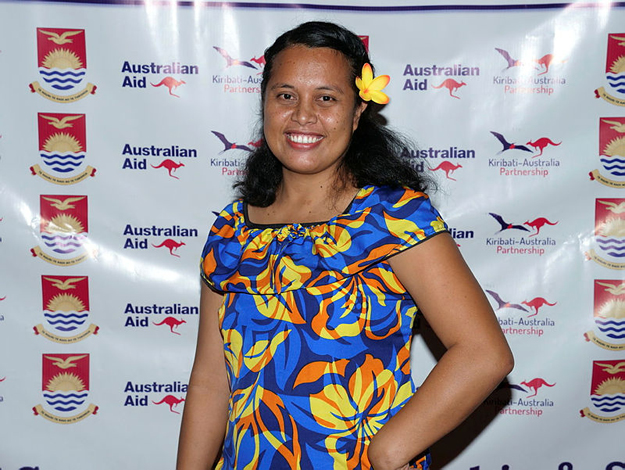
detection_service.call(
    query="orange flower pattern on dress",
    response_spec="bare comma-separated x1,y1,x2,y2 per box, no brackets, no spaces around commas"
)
202,185,445,469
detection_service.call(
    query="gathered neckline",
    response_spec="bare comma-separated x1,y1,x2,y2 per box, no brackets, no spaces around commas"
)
242,186,366,230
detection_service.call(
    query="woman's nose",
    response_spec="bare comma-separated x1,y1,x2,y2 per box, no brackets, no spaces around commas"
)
291,99,317,125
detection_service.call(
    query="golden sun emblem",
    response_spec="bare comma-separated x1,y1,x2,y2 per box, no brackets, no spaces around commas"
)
598,218,625,238
604,137,625,158
594,377,625,395
46,214,84,234
42,49,83,69
46,293,85,312
43,133,83,153
610,56,625,74
599,299,625,319
46,372,85,392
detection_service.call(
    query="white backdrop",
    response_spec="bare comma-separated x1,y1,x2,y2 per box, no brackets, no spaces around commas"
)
0,1,624,469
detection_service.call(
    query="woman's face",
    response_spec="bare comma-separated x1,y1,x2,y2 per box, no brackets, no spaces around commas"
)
263,45,366,181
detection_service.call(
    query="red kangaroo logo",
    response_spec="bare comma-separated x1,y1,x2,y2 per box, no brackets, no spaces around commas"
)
152,394,185,414
152,239,185,257
153,317,186,335
526,137,561,158
247,138,263,149
0,296,5,301
534,54,567,75
520,378,555,397
522,297,557,317
151,159,185,179
0,377,6,382
429,161,462,181
524,217,558,237
151,77,186,98
432,79,466,99
250,56,265,67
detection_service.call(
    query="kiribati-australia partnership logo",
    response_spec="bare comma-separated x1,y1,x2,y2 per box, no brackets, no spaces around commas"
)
486,211,558,256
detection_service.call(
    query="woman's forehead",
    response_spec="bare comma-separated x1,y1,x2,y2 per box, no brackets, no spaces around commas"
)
270,46,353,85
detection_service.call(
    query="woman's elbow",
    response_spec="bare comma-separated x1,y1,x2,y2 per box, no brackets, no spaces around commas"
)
493,344,515,380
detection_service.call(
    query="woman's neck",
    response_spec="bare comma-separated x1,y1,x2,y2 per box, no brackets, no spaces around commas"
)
247,173,359,226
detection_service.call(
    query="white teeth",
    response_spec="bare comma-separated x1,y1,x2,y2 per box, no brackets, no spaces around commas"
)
288,134,322,144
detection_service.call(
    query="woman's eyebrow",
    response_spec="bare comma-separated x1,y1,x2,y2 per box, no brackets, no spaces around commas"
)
269,83,345,94
269,83,295,91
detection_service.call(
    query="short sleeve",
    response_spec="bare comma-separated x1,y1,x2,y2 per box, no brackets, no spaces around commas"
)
200,186,447,294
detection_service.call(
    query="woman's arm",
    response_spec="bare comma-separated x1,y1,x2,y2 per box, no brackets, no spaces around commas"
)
367,232,514,470
176,282,230,470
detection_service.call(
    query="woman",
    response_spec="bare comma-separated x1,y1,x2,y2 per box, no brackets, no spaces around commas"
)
177,21,513,470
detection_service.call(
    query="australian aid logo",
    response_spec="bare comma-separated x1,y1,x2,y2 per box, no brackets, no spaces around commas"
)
486,210,558,256
584,280,625,351
586,198,625,270
590,117,625,188
580,360,625,423
123,298,197,332
29,28,96,103
31,194,93,266
492,46,566,96
121,142,198,178
212,45,263,94
122,223,198,256
34,275,98,344
33,353,98,424
401,143,475,181
402,62,479,99
595,33,625,107
30,113,96,185
124,379,187,413
121,60,198,98
488,130,561,178
486,288,557,337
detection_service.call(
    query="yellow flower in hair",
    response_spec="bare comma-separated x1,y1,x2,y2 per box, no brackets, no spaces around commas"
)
355,63,390,104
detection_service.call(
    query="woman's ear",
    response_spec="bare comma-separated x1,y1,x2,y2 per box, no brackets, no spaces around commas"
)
352,102,368,131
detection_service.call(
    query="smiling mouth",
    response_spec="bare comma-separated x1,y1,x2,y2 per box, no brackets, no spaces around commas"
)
287,133,323,144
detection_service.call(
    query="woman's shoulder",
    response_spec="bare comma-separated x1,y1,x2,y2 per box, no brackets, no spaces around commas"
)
209,199,245,229
350,185,439,217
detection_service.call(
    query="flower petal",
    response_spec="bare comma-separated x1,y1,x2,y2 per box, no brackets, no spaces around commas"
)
369,74,390,91
361,63,373,85
369,90,390,105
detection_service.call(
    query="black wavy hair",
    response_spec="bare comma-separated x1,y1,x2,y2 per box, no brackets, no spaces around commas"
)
234,21,430,207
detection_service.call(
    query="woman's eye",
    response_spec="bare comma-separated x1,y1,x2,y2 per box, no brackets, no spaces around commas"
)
279,93,293,100
320,95,335,102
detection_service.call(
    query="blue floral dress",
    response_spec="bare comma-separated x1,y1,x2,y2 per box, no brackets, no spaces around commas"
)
201,185,447,469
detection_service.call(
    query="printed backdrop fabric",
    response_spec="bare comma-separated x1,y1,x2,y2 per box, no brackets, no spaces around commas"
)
0,1,624,469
